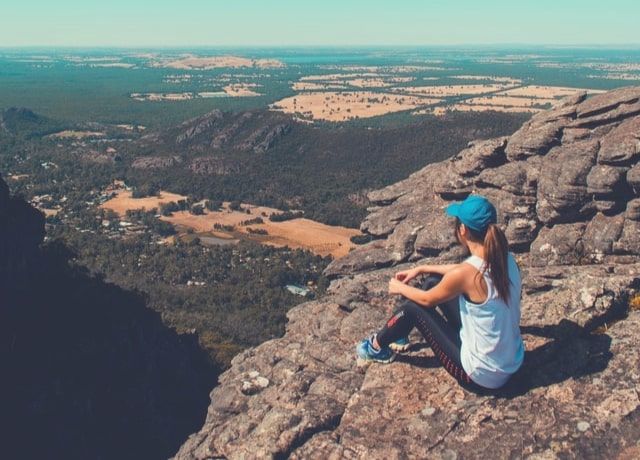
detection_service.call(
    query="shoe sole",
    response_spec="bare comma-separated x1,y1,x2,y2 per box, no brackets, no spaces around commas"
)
356,353,396,366
389,342,411,352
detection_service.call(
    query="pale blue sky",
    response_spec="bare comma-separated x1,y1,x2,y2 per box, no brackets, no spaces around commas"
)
2,0,639,47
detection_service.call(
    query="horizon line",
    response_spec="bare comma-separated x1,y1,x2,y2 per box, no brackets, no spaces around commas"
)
1,43,640,49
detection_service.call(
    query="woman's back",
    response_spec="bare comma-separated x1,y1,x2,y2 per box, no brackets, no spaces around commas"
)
459,252,524,389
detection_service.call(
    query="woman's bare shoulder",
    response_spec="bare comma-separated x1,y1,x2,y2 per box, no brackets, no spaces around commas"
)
444,263,477,284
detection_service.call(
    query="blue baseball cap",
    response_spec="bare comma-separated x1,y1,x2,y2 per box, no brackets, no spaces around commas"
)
445,194,497,232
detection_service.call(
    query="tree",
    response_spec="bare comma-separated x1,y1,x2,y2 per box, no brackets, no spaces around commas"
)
160,201,180,216
206,199,222,211
131,183,160,198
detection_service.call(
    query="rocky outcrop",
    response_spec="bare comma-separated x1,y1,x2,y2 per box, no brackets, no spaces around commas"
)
215,121,291,154
152,109,292,154
327,86,640,275
210,112,255,149
176,109,225,144
251,124,292,154
176,87,640,459
188,156,240,175
131,155,182,169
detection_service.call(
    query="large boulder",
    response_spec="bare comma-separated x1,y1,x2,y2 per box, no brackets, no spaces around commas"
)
598,116,640,165
582,213,626,262
575,86,640,119
529,223,585,267
505,120,564,161
586,165,626,195
451,137,507,177
476,158,537,196
536,139,599,224
627,163,640,195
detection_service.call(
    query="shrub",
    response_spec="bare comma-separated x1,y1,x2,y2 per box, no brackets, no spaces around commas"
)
269,211,304,222
350,234,373,245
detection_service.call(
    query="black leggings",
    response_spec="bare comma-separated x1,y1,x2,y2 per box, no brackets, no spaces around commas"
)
376,274,493,393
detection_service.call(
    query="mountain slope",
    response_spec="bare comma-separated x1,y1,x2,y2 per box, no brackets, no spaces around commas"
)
0,107,62,137
175,87,640,459
126,109,529,227
0,175,218,460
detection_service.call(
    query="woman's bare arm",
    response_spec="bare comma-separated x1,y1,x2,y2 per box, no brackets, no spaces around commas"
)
389,267,467,307
415,263,460,276
394,263,462,284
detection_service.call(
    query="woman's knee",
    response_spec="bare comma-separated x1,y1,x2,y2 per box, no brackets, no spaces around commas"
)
397,300,428,320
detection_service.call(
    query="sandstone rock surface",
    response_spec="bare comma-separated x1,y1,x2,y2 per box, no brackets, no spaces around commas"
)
175,87,640,459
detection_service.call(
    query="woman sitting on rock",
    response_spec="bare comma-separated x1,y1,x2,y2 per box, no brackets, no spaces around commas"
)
356,194,524,392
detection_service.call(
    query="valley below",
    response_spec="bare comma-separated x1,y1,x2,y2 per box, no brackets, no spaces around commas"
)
101,188,360,258
2,46,639,459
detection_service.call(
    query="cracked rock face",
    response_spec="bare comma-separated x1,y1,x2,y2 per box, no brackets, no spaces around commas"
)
175,87,640,459
327,85,640,275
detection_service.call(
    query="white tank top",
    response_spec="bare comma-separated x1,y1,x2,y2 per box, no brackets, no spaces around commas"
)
459,253,524,389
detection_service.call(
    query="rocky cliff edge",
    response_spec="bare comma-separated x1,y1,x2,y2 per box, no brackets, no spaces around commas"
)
175,87,640,459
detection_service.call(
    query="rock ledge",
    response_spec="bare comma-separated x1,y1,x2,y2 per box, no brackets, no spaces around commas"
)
176,87,640,459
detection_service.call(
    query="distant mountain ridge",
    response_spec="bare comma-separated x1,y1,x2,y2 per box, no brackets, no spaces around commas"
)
175,86,640,459
125,108,529,227
0,107,61,137
1,107,40,129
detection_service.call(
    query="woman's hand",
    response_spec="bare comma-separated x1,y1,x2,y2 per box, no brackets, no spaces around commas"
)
394,267,421,284
388,277,406,295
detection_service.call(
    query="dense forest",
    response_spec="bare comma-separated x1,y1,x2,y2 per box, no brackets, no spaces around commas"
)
2,107,529,227
125,109,530,227
56,228,330,366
